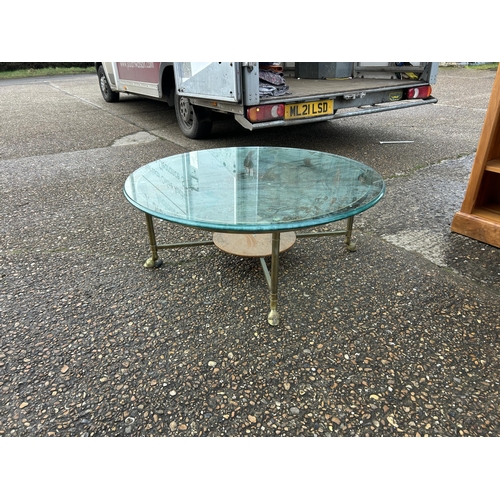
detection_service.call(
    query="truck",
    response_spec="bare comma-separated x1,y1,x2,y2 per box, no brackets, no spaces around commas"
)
96,62,439,139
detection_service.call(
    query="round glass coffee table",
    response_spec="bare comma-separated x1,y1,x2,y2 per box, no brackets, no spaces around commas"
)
123,147,385,325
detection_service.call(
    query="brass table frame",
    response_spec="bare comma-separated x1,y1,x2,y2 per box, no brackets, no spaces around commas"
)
143,212,356,326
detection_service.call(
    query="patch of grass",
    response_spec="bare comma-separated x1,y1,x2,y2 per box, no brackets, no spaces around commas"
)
466,63,498,71
0,66,95,80
439,63,498,71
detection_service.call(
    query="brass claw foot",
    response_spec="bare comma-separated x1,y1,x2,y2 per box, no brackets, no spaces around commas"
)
346,241,357,252
144,257,163,268
268,309,280,326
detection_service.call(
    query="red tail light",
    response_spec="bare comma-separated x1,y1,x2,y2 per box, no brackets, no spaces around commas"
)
247,104,285,123
407,85,432,99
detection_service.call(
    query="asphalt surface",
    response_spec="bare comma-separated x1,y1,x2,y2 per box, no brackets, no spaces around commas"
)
1,67,499,438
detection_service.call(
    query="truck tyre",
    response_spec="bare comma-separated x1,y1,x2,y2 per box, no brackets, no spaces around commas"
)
98,66,119,103
175,92,213,139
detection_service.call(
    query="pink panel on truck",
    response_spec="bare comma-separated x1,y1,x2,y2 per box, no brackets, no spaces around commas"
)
117,62,160,83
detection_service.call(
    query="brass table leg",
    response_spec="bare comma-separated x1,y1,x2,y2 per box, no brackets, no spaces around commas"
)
267,231,280,326
144,213,163,268
345,216,357,251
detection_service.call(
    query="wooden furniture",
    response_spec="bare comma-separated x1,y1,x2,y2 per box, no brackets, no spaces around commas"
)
451,67,500,248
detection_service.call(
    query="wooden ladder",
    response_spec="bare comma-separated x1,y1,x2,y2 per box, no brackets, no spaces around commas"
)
451,67,500,248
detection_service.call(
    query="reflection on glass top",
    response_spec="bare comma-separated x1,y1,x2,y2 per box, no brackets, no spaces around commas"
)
123,147,385,232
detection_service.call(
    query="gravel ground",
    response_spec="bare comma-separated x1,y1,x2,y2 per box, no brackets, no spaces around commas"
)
1,142,499,438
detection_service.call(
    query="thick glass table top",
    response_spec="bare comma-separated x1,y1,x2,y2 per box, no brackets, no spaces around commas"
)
123,147,385,233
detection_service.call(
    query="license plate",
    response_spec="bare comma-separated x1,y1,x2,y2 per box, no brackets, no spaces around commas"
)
285,100,333,120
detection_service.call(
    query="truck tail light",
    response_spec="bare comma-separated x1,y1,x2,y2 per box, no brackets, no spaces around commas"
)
407,85,432,99
247,104,285,123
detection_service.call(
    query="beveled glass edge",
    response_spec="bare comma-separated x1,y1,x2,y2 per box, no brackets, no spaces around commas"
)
123,181,386,234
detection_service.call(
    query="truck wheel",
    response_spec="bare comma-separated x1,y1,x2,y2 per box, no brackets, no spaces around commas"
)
98,66,119,103
175,92,213,139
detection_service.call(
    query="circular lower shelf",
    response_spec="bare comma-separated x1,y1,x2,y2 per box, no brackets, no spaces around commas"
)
213,232,296,257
